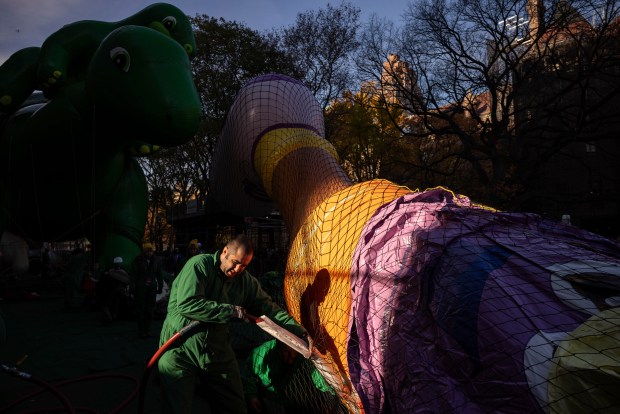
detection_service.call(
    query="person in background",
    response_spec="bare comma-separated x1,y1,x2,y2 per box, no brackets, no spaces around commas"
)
130,242,163,338
169,248,183,276
99,256,131,325
242,339,341,414
171,240,200,278
62,246,87,311
184,239,199,264
81,256,101,310
157,234,309,414
40,246,51,278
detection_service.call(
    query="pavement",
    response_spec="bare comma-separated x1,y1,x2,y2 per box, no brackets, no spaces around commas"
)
0,272,220,414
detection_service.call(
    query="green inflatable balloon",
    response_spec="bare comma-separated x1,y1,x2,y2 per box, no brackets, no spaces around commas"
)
0,24,201,272
0,2,197,112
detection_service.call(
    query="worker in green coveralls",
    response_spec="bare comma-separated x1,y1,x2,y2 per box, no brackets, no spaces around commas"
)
242,338,344,414
158,234,309,414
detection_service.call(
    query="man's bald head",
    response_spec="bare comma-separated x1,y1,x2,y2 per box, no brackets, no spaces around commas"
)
220,234,254,278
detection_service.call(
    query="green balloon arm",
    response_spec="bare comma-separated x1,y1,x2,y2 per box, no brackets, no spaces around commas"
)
0,47,40,112
37,23,113,97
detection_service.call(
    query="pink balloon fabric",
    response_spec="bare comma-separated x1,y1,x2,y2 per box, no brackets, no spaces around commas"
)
348,187,620,413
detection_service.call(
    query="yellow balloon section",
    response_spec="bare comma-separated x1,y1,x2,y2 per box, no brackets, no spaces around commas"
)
285,179,411,373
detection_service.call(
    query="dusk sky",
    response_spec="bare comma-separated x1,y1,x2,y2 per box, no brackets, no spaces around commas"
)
0,0,411,64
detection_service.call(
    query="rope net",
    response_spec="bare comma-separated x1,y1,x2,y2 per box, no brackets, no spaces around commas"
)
212,73,620,413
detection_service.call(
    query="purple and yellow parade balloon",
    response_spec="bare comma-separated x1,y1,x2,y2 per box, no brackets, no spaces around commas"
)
212,74,620,413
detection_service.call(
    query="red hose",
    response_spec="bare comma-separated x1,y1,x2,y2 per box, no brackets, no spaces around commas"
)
4,317,262,413
0,367,75,413
2,320,203,414
137,320,202,413
0,369,139,414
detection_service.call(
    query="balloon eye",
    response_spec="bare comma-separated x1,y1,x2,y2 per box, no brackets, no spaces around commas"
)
162,16,177,30
110,47,130,72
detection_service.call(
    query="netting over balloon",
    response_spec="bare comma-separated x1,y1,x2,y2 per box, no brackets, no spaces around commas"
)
213,73,620,413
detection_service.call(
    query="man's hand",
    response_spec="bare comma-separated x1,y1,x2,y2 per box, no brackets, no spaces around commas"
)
232,305,249,322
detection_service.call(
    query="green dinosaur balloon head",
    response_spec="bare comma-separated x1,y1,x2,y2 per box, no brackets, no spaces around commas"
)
86,25,201,146
0,2,198,111
122,2,197,60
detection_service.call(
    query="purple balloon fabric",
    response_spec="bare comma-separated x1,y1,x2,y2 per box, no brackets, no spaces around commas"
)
348,187,620,413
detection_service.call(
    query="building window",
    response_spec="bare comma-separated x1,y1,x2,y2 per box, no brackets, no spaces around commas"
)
585,142,596,153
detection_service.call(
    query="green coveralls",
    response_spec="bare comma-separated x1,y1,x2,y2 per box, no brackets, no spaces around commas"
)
241,339,336,414
158,251,306,414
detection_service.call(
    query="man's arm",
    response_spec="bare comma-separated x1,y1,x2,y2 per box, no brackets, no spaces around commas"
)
172,257,243,323
246,276,307,337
